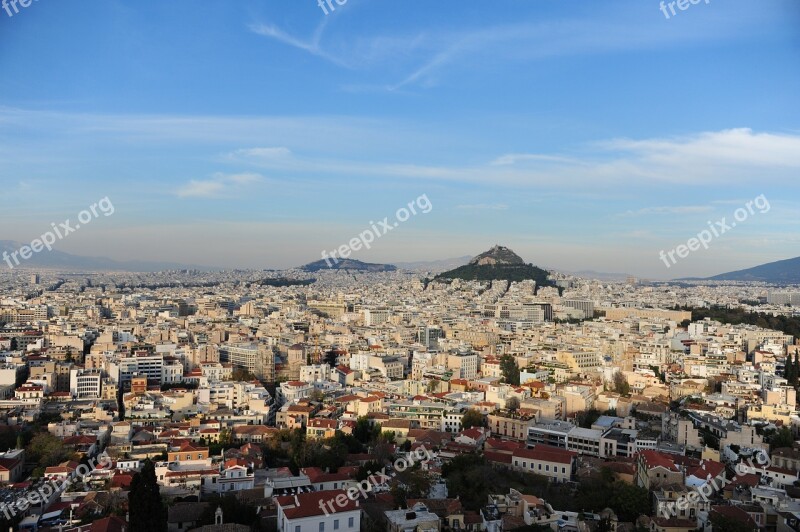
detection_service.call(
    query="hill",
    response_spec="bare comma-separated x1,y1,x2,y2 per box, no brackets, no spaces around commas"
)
300,258,397,273
705,256,800,284
435,245,556,286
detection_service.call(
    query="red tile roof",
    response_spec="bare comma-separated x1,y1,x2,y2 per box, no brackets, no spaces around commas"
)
638,450,681,471
513,445,576,465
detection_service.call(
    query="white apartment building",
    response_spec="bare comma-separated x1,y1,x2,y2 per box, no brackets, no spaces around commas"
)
277,380,314,406
300,364,332,383
200,362,232,382
115,352,164,385
349,353,370,371
276,490,361,532
69,368,103,399
364,308,390,327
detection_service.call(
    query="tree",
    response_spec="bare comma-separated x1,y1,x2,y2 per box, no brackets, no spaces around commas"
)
128,459,167,532
613,372,631,396
27,432,72,468
785,357,797,387
575,409,602,429
710,511,757,532
230,367,257,382
769,426,794,449
310,389,325,402
461,409,486,430
505,397,521,412
354,417,380,445
219,427,233,447
500,354,520,386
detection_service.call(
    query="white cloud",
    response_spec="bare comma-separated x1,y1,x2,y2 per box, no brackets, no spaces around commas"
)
456,203,509,211
176,172,264,198
619,205,715,217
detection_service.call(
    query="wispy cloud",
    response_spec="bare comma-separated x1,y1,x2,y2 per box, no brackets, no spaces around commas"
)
456,203,509,211
490,153,584,166
249,7,755,90
249,20,350,67
176,172,265,198
619,205,715,217
230,128,800,188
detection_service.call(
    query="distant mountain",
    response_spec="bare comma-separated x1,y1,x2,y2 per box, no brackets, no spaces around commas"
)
0,240,209,272
392,256,472,272
300,258,397,273
704,256,800,284
435,245,556,287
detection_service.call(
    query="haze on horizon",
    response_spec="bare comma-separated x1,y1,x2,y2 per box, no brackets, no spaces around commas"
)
1,0,799,279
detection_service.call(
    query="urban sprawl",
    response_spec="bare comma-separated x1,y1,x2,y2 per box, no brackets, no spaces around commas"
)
0,268,799,532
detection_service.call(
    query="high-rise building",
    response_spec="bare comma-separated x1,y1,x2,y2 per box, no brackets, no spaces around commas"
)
219,342,274,382
562,300,595,319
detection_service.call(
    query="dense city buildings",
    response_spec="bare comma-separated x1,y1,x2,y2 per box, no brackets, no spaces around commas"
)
0,267,798,529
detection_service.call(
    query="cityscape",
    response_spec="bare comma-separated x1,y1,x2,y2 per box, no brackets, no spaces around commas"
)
1,2,800,532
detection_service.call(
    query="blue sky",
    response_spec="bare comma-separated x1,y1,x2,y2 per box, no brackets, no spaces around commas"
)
1,0,799,278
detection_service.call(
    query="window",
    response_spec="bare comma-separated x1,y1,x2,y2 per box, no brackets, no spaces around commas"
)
349,518,354,528
296,527,300,532
320,523,325,532
334,520,340,530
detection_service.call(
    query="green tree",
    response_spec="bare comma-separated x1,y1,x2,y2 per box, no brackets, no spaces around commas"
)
500,354,520,386
461,409,486,430
613,372,631,396
128,459,167,532
769,426,794,449
27,432,72,468
354,417,380,445
230,367,257,382
710,511,756,532
356,461,384,481
505,397,521,412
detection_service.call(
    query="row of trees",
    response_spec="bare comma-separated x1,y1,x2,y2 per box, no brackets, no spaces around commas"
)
443,454,650,521
684,306,800,340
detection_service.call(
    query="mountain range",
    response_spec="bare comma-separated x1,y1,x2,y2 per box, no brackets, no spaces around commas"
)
3,237,798,283
0,240,207,272
700,256,800,284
